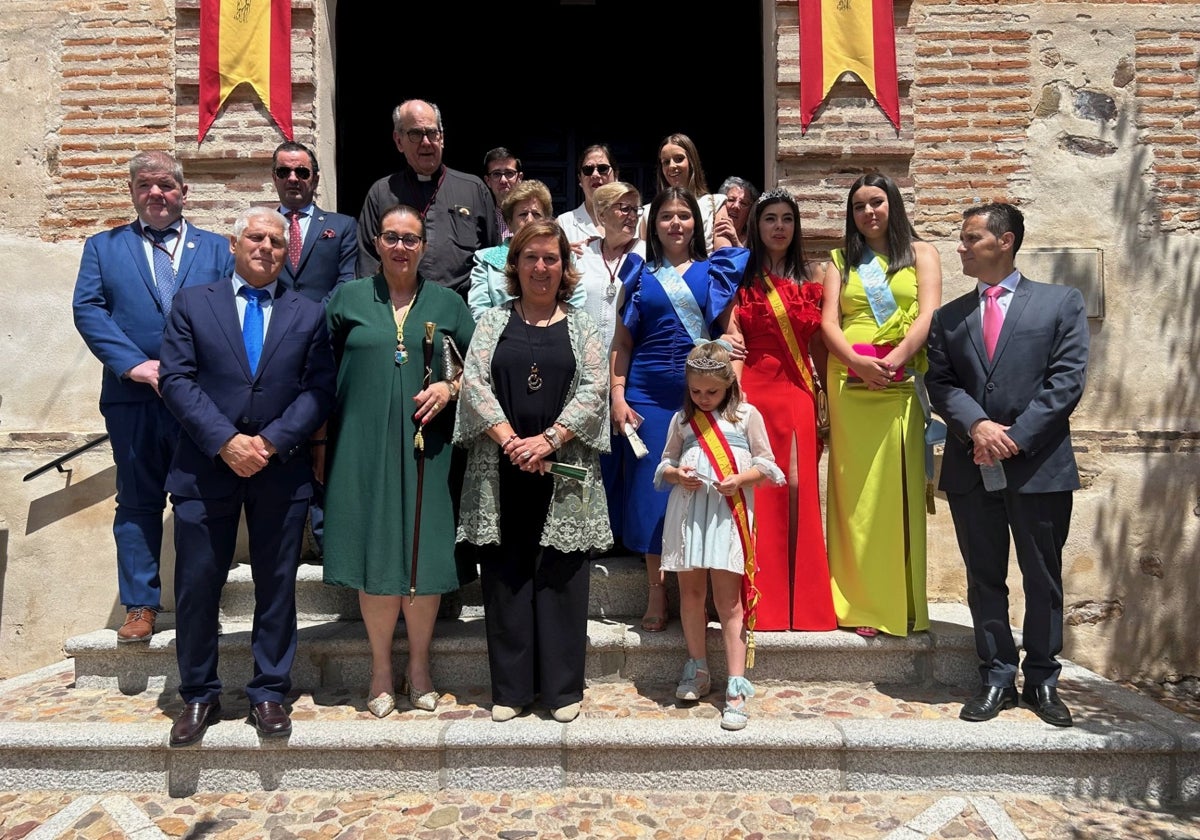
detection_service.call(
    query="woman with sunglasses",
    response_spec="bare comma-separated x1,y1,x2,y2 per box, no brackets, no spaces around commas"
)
322,204,475,718
556,145,618,250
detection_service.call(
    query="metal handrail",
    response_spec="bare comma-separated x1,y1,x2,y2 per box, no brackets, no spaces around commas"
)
22,434,110,482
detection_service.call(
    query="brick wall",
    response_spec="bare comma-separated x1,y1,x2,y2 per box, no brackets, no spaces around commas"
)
47,0,318,240
1134,27,1200,233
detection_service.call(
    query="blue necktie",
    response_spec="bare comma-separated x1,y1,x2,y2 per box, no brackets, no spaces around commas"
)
240,286,270,375
145,227,179,314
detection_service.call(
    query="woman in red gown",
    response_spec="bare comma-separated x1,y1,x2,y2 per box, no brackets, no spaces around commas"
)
727,189,837,630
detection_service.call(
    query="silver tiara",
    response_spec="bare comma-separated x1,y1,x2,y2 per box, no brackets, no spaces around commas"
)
756,187,794,205
686,356,727,371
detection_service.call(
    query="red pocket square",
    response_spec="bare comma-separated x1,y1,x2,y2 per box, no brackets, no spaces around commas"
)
319,228,336,239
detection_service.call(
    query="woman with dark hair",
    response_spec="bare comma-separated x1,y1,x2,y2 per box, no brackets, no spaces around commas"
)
820,173,942,638
611,186,749,633
322,204,474,717
454,219,611,724
641,134,734,252
557,144,618,248
726,188,836,631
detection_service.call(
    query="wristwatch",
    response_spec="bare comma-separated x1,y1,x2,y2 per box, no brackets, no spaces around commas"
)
542,426,562,451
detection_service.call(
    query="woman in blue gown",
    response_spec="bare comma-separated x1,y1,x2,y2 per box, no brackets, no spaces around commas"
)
610,186,749,632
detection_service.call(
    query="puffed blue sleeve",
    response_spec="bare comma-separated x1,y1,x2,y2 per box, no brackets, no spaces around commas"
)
704,247,751,328
618,252,646,335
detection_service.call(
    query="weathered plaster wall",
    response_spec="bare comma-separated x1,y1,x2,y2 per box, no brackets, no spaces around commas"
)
0,0,1196,683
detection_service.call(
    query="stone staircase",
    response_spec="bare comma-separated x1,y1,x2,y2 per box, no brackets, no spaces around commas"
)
0,558,1196,802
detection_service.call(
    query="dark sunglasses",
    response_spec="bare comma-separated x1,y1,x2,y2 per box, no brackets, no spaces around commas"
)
581,164,612,177
274,166,313,180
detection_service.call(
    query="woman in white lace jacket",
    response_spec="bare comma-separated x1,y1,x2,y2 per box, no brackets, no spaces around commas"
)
453,220,612,724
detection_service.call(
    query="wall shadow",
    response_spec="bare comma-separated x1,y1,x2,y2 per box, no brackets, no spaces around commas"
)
1069,105,1200,681
25,464,117,535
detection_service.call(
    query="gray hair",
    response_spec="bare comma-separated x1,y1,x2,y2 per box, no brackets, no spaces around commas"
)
129,151,184,186
593,181,640,219
392,99,444,134
719,176,759,204
232,206,287,239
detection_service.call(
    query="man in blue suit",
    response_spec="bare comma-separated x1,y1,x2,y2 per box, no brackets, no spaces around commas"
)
270,140,357,559
159,206,336,746
927,203,1089,728
72,151,234,644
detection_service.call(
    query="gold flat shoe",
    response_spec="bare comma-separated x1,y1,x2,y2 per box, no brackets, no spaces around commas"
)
367,692,395,718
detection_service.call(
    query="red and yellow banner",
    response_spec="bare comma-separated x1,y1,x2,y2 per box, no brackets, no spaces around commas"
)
198,0,293,143
690,410,761,667
799,0,900,133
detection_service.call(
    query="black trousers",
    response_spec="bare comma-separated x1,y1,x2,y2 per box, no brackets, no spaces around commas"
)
948,486,1072,689
477,467,590,709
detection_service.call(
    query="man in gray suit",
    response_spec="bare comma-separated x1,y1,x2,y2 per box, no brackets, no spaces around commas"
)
926,203,1089,727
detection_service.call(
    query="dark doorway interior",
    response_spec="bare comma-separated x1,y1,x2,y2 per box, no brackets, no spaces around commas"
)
334,2,764,221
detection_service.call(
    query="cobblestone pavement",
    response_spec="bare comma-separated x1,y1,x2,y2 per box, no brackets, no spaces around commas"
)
2,787,1199,839
2,668,1198,838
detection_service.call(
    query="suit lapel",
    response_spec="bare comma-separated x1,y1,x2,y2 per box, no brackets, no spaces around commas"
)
123,223,161,306
988,276,1033,368
175,223,211,288
963,291,989,368
256,286,299,375
207,281,254,379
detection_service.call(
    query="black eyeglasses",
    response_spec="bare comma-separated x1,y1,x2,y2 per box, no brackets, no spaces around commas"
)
274,166,313,180
612,203,643,218
379,232,424,249
486,169,519,181
580,164,612,177
404,128,442,144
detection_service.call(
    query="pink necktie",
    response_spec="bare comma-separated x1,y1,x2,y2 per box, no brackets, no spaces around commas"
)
983,285,1005,361
287,210,303,271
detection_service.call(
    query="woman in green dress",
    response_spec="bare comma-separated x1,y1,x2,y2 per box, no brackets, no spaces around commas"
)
322,204,474,716
820,173,942,638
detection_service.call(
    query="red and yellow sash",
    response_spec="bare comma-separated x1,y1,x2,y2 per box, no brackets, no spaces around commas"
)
689,410,760,668
760,273,817,400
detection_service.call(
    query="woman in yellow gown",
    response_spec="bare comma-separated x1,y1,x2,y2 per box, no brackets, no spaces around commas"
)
820,173,942,637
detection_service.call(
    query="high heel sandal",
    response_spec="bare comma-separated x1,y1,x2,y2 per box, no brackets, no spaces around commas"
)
401,673,439,712
366,672,395,718
641,582,669,633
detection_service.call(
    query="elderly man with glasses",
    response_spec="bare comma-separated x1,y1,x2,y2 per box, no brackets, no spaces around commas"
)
355,99,499,297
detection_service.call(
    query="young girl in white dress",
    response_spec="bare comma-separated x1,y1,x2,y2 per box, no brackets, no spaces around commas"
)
654,342,784,730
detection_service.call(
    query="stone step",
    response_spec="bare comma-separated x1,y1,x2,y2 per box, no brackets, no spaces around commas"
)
219,556,655,623
1,657,1196,802
66,604,982,696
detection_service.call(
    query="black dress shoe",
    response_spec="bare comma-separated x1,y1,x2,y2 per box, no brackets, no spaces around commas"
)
170,700,221,747
1021,684,1073,727
249,701,292,737
959,685,1018,722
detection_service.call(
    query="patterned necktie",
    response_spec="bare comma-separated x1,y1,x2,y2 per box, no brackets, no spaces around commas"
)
983,285,1005,361
287,210,303,271
145,227,179,314
240,286,271,375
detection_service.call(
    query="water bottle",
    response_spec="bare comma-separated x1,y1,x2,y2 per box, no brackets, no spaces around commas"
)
980,461,1007,491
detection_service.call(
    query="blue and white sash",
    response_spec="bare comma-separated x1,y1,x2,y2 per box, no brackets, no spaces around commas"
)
654,263,709,346
857,250,899,328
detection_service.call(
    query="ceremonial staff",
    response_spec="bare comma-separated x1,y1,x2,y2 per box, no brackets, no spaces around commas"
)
410,321,437,603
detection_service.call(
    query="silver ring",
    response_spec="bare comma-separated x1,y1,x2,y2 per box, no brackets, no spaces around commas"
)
523,451,532,460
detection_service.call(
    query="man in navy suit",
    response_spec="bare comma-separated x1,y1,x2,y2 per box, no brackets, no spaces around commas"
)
270,140,357,559
159,206,336,746
272,141,357,303
72,151,233,644
926,203,1089,727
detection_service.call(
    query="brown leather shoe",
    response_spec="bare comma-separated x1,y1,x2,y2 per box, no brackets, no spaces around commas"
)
116,608,157,643
249,701,292,737
169,700,221,747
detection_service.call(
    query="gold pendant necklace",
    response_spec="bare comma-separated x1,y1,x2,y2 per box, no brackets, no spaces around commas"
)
392,287,418,366
516,301,551,393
